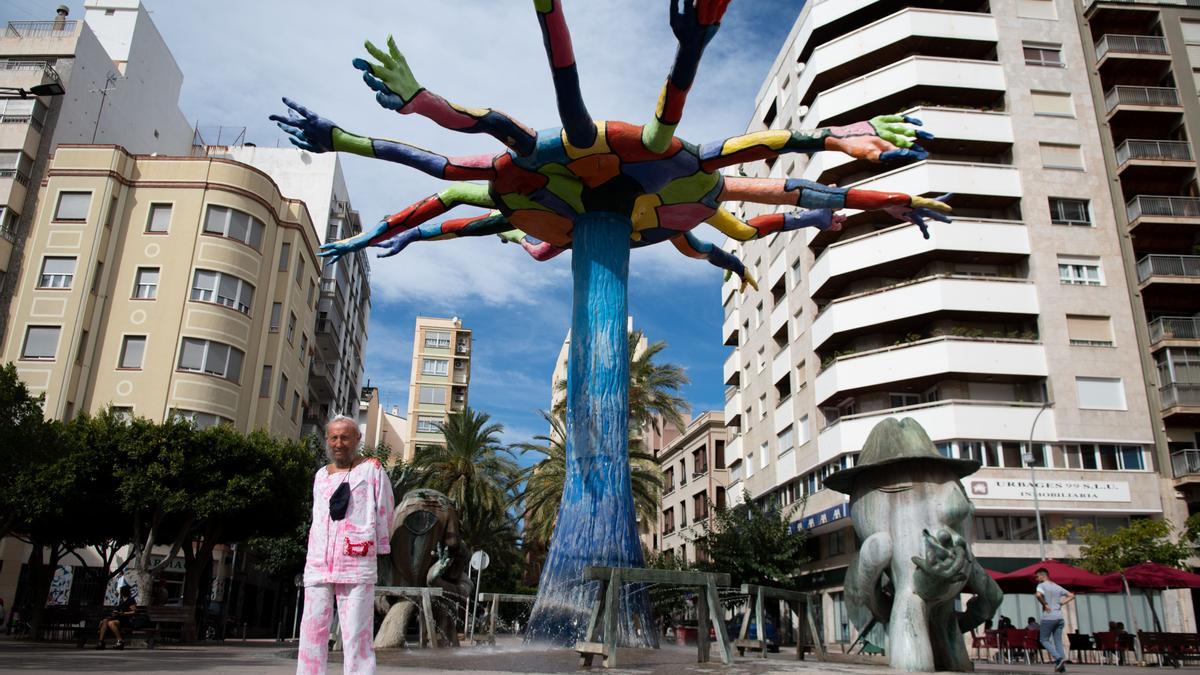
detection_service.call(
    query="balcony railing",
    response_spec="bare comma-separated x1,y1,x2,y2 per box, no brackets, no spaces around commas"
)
1094,34,1168,60
1126,196,1200,223
1136,254,1200,282
1115,139,1192,166
1172,449,1200,478
663,484,675,497
1160,383,1200,410
1104,86,1181,113
1149,317,1200,345
4,20,79,39
0,169,30,186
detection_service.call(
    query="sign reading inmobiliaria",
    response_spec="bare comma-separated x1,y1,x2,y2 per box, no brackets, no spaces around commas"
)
964,478,1130,502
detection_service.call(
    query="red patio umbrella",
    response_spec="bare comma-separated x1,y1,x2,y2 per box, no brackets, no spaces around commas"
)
1105,561,1200,590
994,559,1121,593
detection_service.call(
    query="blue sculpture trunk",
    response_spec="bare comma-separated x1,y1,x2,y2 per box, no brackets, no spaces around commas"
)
525,212,655,647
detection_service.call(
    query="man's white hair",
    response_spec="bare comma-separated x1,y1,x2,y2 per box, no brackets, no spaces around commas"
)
324,414,361,462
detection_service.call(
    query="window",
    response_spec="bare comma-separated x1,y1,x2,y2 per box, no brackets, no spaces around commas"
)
177,338,244,383
1017,0,1057,20
1032,91,1074,117
890,392,921,408
172,409,232,429
757,394,767,420
416,415,442,433
791,258,802,289
291,391,300,421
778,426,794,456
145,204,171,233
1049,198,1090,226
1076,377,1126,410
1067,315,1113,347
286,311,297,343
756,347,765,373
798,414,810,446
203,205,264,249
762,99,777,127
118,336,146,369
1024,43,1063,67
1039,143,1083,169
759,441,769,469
38,257,75,289
277,372,288,407
54,191,90,221
111,406,134,422
21,326,60,360
259,365,273,397
1058,256,1102,285
425,330,451,348
90,261,103,295
76,329,88,364
133,267,158,299
755,302,763,328
270,302,282,331
190,269,254,314
278,242,291,272
295,256,305,286
307,279,315,307
299,334,308,359
422,358,449,376
419,385,446,405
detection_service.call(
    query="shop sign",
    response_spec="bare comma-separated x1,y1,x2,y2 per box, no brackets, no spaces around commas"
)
964,478,1130,502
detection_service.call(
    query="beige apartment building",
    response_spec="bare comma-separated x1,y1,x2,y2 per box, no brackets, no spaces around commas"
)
656,411,729,564
719,0,1195,647
1073,0,1200,511
405,316,471,455
358,384,408,462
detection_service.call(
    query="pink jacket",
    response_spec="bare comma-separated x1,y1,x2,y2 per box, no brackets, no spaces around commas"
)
303,458,395,586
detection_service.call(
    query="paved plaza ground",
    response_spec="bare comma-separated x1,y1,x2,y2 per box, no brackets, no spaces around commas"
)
1,637,1197,675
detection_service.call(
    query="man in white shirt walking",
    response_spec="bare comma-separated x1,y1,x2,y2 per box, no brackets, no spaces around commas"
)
1036,567,1076,673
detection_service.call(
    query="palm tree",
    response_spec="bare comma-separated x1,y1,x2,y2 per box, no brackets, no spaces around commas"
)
553,329,691,436
413,407,521,525
515,410,662,547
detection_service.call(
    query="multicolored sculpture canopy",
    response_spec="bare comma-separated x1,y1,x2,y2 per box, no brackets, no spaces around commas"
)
274,0,951,647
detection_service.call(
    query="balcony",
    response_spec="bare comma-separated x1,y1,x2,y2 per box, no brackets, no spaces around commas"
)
1094,34,1168,61
809,218,1027,299
1171,449,1200,483
1104,86,1182,115
815,337,1046,405
810,275,1039,350
724,389,742,427
1127,196,1200,224
1115,139,1192,169
769,299,789,338
1148,317,1200,348
722,310,738,346
800,56,1006,128
1160,384,1200,413
772,345,792,384
3,20,80,39
315,314,344,352
1136,255,1200,284
817,399,1055,464
308,361,335,400
795,8,997,105
723,350,740,386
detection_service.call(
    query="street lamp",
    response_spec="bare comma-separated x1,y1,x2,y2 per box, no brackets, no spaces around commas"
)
0,82,66,99
1022,401,1053,561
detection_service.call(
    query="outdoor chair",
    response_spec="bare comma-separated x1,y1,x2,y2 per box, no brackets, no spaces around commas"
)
1004,628,1032,664
1068,632,1096,664
1094,631,1129,665
972,629,1001,662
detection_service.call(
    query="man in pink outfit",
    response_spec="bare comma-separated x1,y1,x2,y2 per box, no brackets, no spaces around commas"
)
297,415,395,675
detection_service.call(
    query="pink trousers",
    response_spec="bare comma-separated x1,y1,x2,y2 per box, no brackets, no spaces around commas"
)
296,583,375,675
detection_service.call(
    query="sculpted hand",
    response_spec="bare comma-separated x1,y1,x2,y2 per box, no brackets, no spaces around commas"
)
883,193,953,240
269,98,338,153
723,267,759,294
319,219,389,265
353,36,423,112
912,529,969,603
670,0,732,52
427,542,452,584
372,228,421,259
826,115,933,163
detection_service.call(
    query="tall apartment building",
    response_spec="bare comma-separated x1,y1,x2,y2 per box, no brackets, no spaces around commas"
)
720,0,1194,645
656,411,729,564
1074,0,1200,511
0,1,192,341
406,316,471,455
223,147,371,430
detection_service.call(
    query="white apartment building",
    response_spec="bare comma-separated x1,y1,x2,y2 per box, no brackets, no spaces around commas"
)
720,0,1194,647
224,146,371,428
0,1,192,342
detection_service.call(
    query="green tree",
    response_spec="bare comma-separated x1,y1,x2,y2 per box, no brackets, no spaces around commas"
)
0,362,55,541
644,550,693,627
415,408,520,521
514,410,662,547
693,491,811,590
1050,516,1200,574
553,330,691,436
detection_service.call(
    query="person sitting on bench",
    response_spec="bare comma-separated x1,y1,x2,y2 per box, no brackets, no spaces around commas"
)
96,586,136,649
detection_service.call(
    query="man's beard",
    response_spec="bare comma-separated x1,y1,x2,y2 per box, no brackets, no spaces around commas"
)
332,451,356,469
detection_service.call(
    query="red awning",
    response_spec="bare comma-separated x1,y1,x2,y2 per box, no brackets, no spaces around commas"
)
994,560,1120,593
1104,561,1200,590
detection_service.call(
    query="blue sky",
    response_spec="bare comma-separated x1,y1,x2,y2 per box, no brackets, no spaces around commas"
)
3,0,805,457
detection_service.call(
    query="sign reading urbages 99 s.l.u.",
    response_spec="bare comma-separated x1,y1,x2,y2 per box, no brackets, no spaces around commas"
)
965,478,1131,503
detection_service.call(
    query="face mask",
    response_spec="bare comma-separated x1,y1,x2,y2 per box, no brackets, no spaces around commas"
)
329,482,351,521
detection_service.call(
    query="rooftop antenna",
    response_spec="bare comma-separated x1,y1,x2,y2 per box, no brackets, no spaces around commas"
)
90,72,120,144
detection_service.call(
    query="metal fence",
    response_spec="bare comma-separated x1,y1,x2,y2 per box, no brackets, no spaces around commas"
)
1136,255,1200,282
1171,449,1200,478
1115,139,1192,165
1160,383,1200,410
1126,196,1200,222
4,21,79,39
1148,316,1200,344
1094,34,1168,60
1104,85,1181,112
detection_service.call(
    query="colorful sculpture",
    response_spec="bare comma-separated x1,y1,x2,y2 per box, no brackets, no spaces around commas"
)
274,0,952,647
826,419,1002,672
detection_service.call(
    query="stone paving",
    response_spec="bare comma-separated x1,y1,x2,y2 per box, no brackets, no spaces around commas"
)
0,636,1197,674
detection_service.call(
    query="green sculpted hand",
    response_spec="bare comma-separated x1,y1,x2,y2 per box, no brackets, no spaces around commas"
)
353,36,423,111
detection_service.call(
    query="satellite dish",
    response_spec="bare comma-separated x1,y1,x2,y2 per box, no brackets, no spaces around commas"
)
470,550,490,571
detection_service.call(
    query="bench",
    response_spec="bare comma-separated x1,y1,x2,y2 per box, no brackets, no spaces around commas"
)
1138,631,1200,668
735,584,826,662
74,605,195,648
476,593,535,646
576,566,732,668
